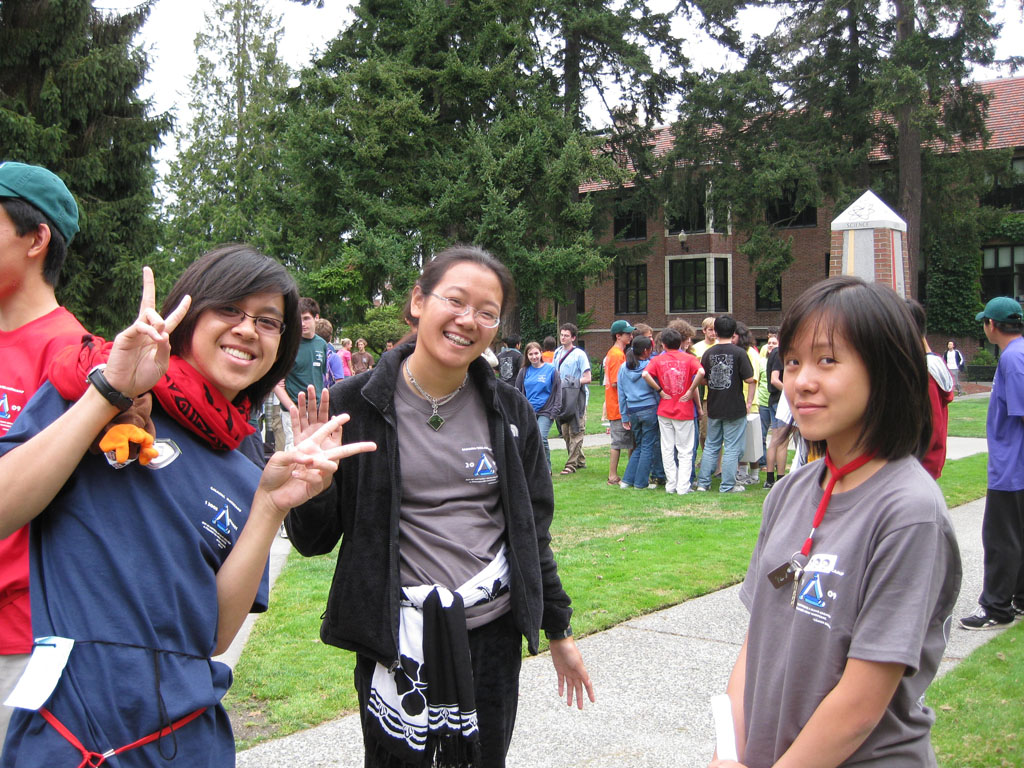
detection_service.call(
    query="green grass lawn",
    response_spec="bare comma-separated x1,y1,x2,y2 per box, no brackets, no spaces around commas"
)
931,621,1024,767
946,397,989,439
226,438,991,755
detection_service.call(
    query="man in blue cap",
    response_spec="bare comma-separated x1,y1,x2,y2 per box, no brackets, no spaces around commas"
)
0,161,87,747
960,296,1024,630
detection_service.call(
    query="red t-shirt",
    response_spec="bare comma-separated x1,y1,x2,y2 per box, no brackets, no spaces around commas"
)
0,307,87,653
645,350,701,420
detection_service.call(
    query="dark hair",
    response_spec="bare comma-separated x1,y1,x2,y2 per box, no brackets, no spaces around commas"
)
735,321,754,350
402,244,516,329
523,340,541,367
0,197,68,287
905,298,927,336
625,335,653,369
299,297,320,317
993,319,1024,335
778,276,930,461
164,244,301,406
560,322,579,339
504,334,520,347
542,336,557,352
713,315,737,339
660,327,682,350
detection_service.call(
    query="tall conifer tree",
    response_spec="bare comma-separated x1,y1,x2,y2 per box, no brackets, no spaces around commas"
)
163,0,292,263
0,0,170,335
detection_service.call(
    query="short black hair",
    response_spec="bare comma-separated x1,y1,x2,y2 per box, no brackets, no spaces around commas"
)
779,276,930,461
0,197,68,287
504,334,520,347
660,327,682,350
993,318,1024,335
542,336,556,351
713,315,736,339
905,298,927,336
560,323,579,339
299,297,320,317
164,244,301,407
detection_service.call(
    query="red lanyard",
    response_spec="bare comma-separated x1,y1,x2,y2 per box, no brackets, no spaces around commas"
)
799,450,877,557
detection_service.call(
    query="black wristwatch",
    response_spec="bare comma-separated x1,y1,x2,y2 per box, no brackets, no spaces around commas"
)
87,365,134,412
544,624,573,641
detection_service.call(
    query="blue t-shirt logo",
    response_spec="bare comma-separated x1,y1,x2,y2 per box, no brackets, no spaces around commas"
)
474,454,496,477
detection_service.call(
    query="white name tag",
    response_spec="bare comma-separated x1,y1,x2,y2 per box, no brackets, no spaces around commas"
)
3,636,74,710
711,693,738,762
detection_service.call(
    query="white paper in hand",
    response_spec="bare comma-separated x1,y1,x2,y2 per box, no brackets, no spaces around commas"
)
711,693,738,762
3,636,74,710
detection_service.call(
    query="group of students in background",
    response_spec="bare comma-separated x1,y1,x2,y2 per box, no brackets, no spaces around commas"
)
503,299,961,501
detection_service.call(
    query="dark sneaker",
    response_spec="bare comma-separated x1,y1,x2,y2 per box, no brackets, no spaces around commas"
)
763,480,775,490
1013,599,1024,620
959,606,1013,631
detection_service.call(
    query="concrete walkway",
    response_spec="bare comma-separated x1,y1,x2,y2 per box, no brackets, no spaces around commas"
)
234,436,1000,767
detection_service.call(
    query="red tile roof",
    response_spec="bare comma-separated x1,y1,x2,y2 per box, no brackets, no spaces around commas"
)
579,76,1024,193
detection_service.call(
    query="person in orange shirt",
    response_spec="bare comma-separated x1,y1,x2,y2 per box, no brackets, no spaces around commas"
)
604,320,635,485
541,335,556,363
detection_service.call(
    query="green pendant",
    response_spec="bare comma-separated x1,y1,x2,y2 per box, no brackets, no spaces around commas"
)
428,412,445,431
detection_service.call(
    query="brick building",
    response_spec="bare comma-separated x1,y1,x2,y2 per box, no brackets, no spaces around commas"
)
572,76,1024,355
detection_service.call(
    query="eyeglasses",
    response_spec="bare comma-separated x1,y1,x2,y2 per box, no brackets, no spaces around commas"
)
213,305,286,335
425,292,501,328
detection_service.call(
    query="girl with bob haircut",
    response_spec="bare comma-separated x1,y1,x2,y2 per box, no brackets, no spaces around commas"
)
287,244,593,768
711,276,960,768
0,245,375,767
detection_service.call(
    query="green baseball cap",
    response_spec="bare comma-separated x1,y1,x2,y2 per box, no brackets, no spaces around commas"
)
611,319,637,334
0,161,80,244
975,297,1023,323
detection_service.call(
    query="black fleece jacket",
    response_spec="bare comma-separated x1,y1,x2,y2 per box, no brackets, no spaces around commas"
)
285,341,573,664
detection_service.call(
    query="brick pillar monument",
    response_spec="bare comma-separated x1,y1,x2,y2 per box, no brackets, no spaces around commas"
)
830,190,910,298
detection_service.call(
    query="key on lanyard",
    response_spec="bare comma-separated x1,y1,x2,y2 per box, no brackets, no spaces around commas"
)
789,562,804,607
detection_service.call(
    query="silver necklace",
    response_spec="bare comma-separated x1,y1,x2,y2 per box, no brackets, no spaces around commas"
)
403,360,468,431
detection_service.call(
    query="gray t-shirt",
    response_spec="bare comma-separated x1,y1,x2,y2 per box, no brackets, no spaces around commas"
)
394,375,510,628
739,456,961,767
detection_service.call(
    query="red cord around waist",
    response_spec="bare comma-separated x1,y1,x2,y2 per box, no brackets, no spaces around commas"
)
38,705,206,768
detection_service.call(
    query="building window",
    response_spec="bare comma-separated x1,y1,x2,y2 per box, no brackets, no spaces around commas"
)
614,208,647,240
982,158,1024,211
668,256,731,313
982,244,1024,301
615,264,647,314
755,275,782,311
665,196,708,235
767,186,816,228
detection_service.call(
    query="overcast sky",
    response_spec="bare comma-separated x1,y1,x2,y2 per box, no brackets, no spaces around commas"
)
119,0,1023,181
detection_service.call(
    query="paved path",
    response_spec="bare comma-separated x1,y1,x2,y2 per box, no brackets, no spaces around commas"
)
234,436,999,767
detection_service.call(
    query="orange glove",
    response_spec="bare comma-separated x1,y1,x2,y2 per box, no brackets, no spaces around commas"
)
98,424,159,466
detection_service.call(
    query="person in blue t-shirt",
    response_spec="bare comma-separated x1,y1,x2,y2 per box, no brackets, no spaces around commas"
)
960,297,1024,630
0,246,375,767
515,341,561,472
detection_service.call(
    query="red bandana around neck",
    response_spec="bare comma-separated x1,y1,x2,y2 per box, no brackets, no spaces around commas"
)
47,335,255,451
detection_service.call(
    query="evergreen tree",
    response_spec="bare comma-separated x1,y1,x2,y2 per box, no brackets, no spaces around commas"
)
163,0,292,264
281,0,619,331
674,0,1004,297
0,0,170,336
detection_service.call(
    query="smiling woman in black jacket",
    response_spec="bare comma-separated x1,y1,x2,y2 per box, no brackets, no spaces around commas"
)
286,245,593,768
